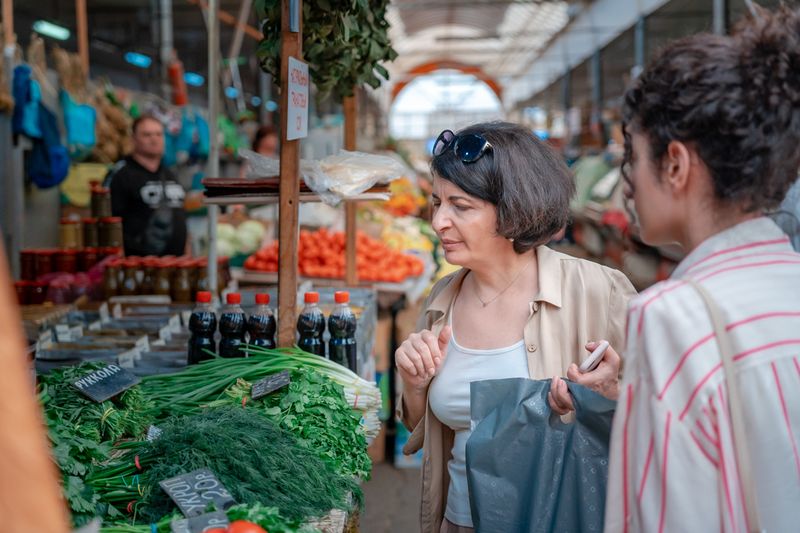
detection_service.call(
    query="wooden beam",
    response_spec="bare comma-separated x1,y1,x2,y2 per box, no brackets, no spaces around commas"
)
343,94,358,286
187,0,263,40
76,0,89,77
2,0,13,46
277,0,302,347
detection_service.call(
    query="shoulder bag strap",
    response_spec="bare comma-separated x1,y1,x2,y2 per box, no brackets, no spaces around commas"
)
686,279,763,532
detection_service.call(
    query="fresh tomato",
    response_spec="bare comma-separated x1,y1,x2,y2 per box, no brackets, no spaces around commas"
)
203,529,227,533
226,520,268,533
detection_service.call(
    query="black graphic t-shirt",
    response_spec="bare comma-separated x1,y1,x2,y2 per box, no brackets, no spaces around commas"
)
104,156,187,256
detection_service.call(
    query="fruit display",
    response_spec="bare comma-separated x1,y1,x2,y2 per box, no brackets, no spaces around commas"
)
244,228,425,283
382,177,428,217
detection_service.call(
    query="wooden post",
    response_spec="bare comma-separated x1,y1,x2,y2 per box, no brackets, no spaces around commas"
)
76,0,89,77
343,93,358,285
277,0,302,347
2,0,13,46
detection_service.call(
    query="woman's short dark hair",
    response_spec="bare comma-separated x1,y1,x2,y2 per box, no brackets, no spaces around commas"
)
622,5,800,212
431,121,574,254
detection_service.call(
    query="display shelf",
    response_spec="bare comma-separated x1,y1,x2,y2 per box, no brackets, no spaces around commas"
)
203,191,390,205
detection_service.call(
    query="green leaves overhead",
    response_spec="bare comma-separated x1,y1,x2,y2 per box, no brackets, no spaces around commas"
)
255,0,398,102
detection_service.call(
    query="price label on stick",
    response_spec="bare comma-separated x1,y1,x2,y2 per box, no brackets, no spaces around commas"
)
170,511,229,533
159,469,236,518
71,363,141,402
251,370,291,400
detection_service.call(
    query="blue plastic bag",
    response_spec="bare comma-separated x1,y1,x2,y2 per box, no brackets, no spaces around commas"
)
28,103,70,188
11,65,42,139
60,90,97,159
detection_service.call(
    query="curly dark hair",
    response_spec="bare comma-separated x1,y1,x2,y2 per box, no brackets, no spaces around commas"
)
622,4,800,212
431,121,575,254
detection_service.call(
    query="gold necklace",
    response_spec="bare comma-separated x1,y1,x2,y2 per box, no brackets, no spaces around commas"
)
472,259,533,307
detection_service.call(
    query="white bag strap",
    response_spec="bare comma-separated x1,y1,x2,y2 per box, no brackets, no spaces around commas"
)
686,280,763,532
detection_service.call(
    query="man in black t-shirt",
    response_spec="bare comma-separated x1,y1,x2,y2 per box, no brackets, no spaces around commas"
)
104,115,187,256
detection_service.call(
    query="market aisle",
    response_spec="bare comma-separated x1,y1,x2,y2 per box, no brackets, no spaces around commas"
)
362,464,421,532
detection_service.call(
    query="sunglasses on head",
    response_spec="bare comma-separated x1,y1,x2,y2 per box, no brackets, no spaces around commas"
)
432,129,493,163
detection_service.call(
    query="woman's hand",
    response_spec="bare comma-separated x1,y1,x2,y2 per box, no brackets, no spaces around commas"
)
396,326,452,394
548,341,622,415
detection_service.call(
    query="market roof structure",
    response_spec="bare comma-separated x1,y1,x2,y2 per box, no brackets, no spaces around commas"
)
385,0,572,104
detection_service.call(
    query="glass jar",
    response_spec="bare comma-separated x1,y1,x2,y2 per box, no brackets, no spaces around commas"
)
153,259,173,297
103,259,121,299
59,218,83,249
191,258,209,299
139,258,157,294
82,217,99,248
171,259,193,303
29,281,48,305
120,259,139,296
55,250,79,273
14,281,30,305
98,246,123,261
19,250,36,281
79,248,99,272
99,217,123,248
34,249,57,278
91,186,112,218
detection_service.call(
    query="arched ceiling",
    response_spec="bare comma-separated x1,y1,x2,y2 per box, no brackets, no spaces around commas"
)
386,0,573,105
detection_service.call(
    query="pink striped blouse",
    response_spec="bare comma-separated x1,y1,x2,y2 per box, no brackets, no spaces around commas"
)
605,217,800,533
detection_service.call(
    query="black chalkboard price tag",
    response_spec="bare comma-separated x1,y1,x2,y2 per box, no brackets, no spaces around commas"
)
170,511,229,533
251,370,291,400
71,363,141,402
160,469,236,518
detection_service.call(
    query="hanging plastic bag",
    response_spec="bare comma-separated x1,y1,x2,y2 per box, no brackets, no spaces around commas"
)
466,378,616,533
28,102,70,189
60,90,96,160
11,64,42,139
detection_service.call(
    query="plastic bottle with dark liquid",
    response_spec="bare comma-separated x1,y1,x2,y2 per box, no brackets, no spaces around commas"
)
296,291,325,356
219,292,246,358
188,291,217,364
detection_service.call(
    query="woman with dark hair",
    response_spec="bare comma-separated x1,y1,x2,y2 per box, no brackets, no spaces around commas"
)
252,125,278,157
396,121,637,533
549,5,800,532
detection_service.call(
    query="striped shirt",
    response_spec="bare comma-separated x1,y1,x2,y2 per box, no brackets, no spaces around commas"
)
605,217,800,533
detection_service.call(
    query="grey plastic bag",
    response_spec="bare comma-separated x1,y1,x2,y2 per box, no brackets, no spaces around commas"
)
466,378,616,533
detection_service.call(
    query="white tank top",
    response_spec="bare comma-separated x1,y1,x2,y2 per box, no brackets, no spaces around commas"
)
429,311,529,527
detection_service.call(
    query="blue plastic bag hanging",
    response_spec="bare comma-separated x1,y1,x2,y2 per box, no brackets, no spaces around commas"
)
28,103,70,188
192,111,210,160
11,65,42,139
466,378,616,533
60,90,97,160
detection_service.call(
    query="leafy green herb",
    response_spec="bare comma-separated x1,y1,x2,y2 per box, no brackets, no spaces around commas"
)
38,363,154,526
127,407,360,523
212,368,371,480
255,0,398,102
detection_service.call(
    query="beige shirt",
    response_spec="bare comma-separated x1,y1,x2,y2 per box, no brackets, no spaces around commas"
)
399,245,637,533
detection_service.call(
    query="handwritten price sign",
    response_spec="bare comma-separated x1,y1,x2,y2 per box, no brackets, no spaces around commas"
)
286,57,309,140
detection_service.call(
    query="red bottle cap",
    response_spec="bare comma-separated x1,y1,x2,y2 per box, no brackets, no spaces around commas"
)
227,292,241,304
196,291,212,303
255,293,270,305
334,291,350,304
304,291,319,304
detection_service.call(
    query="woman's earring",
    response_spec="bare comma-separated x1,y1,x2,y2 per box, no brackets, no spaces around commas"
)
509,237,515,243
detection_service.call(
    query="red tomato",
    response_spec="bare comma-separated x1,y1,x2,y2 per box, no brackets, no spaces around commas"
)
203,529,227,533
226,520,268,533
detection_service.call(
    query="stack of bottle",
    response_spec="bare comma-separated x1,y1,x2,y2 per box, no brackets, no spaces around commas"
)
187,290,358,372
